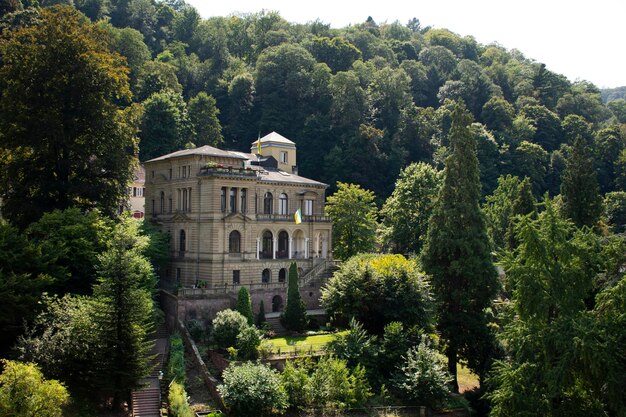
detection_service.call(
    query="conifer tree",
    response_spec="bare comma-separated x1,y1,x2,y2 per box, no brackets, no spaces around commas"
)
505,177,537,250
421,101,499,392
236,287,254,325
282,262,307,332
561,136,603,228
257,300,266,326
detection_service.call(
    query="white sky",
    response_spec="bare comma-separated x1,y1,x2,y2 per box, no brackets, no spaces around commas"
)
185,0,626,88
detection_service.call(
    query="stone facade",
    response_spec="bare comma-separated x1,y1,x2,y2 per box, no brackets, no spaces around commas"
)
146,132,333,321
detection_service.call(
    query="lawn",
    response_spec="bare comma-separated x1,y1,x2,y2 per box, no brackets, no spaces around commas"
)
265,331,346,355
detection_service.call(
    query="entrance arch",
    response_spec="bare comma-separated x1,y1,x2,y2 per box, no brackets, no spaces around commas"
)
272,295,283,312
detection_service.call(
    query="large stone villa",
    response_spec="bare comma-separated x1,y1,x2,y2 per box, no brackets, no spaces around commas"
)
144,132,336,325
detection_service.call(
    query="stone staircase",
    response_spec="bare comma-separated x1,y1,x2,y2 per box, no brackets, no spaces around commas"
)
131,324,169,417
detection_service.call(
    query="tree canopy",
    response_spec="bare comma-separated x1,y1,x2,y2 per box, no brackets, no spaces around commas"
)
0,6,140,228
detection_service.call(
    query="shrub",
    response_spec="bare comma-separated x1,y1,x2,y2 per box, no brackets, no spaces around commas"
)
235,326,262,360
186,319,204,342
218,362,288,417
212,309,248,349
167,334,186,384
235,287,254,325
168,380,194,417
392,337,451,409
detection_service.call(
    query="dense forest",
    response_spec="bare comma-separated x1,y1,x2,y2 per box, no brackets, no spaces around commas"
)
2,0,625,203
1,1,625,416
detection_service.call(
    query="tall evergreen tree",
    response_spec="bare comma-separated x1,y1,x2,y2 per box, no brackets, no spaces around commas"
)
92,217,155,408
256,300,266,326
560,136,603,228
282,262,307,332
235,286,254,325
505,177,537,250
421,101,499,392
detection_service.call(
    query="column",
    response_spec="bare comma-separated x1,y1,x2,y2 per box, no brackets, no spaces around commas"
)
305,238,310,259
288,237,293,259
273,237,278,259
256,238,260,260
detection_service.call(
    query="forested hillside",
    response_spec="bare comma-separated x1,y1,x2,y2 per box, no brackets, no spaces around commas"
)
2,0,624,203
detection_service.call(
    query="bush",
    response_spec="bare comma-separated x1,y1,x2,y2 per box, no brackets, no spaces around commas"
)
218,362,288,417
235,326,262,360
212,309,248,349
306,356,372,410
168,380,194,417
392,337,451,409
186,319,204,342
167,334,186,384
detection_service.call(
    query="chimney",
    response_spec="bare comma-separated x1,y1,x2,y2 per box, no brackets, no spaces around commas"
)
292,165,298,175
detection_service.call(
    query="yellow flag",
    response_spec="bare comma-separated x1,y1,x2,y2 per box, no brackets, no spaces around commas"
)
257,132,262,155
294,208,302,224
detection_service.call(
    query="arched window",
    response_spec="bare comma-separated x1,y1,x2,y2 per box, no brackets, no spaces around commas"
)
179,230,186,253
278,231,289,258
262,268,271,283
264,192,273,214
278,268,287,283
262,231,273,258
279,193,288,215
229,230,241,253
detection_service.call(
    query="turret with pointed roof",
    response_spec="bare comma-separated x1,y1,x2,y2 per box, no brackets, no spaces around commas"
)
251,132,297,173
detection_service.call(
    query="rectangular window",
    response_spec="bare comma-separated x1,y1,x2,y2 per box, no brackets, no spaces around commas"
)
232,270,240,285
221,187,227,212
182,188,188,211
240,189,247,213
280,151,288,163
177,189,181,211
230,188,237,213
132,187,137,197
182,165,187,178
187,187,192,212
304,199,314,216
169,197,172,213
169,168,172,180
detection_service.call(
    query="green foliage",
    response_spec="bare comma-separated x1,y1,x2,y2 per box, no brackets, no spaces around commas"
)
188,91,223,147
326,318,378,370
139,89,191,161
380,162,442,254
321,254,433,334
421,101,499,391
167,334,186,384
92,217,156,406
306,356,372,410
0,359,70,417
26,208,113,295
0,222,52,356
561,136,603,228
211,309,248,349
489,200,617,417
235,325,262,360
392,337,451,409
0,5,140,228
282,262,307,332
235,286,254,325
168,380,194,417
16,294,103,401
219,362,288,417
280,359,311,409
604,191,626,233
325,182,378,260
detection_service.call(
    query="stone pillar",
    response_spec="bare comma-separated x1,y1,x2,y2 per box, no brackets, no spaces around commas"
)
273,237,278,259
288,237,293,259
305,238,310,259
256,238,260,260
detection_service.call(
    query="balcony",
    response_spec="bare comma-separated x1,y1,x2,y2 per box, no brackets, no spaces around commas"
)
256,214,331,223
199,166,258,179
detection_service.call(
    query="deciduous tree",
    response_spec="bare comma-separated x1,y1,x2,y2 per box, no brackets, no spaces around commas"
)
325,182,378,260
0,6,140,228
